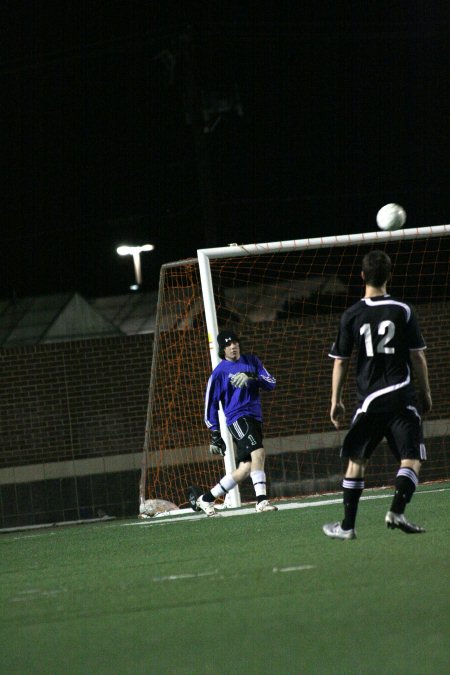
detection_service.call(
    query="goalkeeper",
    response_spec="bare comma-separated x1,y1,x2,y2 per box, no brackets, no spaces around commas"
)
196,330,277,516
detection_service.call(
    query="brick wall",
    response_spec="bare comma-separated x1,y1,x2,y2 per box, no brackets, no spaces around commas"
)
0,335,154,468
0,335,154,527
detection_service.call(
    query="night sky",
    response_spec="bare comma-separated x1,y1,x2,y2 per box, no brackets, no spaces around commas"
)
1,2,449,298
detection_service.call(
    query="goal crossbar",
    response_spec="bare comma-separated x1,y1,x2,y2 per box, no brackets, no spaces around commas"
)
198,225,450,260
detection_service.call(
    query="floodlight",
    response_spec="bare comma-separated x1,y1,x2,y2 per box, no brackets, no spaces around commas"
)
116,244,155,288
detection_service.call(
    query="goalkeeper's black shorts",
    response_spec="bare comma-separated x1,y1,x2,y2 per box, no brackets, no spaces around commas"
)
228,416,263,463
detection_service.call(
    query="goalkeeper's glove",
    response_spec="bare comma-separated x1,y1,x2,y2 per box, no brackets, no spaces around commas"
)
209,430,226,456
230,371,258,388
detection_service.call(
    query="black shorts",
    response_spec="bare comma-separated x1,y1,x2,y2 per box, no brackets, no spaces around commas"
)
341,406,426,462
227,416,263,463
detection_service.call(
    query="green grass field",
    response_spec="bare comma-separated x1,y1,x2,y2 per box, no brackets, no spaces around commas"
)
1,483,449,675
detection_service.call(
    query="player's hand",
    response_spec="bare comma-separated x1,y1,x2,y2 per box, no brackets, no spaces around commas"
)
209,430,226,456
330,402,345,429
230,371,257,388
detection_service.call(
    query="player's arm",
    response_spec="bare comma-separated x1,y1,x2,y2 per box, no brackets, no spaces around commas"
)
204,375,227,455
410,349,432,413
329,311,353,429
330,357,350,429
256,362,276,391
204,375,220,430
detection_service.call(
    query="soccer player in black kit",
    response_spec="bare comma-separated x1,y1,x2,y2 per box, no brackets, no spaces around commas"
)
323,250,432,539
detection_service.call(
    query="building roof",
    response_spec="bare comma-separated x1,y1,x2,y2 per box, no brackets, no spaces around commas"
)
0,293,123,346
0,274,346,346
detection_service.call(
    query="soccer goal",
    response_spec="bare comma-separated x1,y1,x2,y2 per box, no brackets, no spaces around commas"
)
139,225,450,511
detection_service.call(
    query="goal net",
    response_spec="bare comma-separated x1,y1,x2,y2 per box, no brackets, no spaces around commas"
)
140,226,450,510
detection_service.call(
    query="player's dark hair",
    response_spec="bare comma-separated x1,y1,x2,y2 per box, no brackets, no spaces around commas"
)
362,250,392,287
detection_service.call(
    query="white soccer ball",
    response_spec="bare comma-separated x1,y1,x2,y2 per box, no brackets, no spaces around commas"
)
376,203,407,231
139,498,179,518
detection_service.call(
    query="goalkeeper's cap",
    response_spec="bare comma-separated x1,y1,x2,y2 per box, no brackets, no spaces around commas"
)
217,330,240,357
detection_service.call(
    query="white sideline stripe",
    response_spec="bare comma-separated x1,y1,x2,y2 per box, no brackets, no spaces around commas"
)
2,419,447,485
0,532,58,542
124,487,448,526
153,570,218,582
11,588,67,602
273,565,315,573
150,567,314,582
2,487,446,537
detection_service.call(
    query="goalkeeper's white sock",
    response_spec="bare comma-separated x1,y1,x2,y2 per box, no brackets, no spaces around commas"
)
211,474,237,498
251,470,267,499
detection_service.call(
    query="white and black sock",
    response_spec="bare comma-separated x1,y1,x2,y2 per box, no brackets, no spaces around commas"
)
390,467,418,514
342,477,364,530
251,470,267,503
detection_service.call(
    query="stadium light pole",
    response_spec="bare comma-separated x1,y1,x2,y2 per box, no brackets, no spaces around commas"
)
116,244,154,290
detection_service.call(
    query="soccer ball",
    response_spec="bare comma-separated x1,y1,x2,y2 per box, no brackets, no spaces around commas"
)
139,499,179,518
376,203,407,231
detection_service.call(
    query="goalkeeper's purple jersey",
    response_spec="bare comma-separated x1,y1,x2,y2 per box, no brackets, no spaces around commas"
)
204,354,276,431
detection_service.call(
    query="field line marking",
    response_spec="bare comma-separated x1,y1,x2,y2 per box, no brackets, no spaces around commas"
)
152,566,315,581
152,570,218,582
273,565,315,573
1,487,445,537
0,531,58,542
123,486,448,527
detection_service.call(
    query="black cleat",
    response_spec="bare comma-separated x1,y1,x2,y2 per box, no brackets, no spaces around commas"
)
385,511,425,534
187,486,203,512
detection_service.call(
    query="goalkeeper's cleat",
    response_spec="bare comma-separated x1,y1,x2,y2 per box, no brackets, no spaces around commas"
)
196,495,219,517
385,511,425,534
322,522,356,540
255,499,278,512
187,485,202,512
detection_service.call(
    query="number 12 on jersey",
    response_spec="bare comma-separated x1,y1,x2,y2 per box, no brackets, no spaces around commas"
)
360,321,395,356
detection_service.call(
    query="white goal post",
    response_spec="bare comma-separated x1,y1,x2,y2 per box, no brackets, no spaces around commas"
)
197,224,450,508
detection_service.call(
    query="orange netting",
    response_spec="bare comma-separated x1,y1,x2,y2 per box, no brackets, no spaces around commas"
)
141,234,450,507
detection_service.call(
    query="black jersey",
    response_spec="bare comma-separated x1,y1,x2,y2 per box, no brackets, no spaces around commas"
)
329,295,426,413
